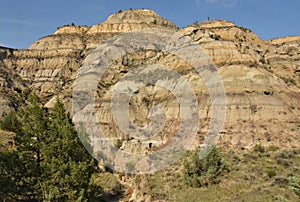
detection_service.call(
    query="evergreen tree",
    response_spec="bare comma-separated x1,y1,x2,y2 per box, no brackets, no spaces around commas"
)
41,97,102,201
0,111,23,135
0,149,31,201
0,111,28,201
0,93,47,201
0,94,103,201
17,92,49,200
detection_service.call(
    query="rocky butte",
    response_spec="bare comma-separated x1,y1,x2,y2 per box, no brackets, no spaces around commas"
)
0,9,299,155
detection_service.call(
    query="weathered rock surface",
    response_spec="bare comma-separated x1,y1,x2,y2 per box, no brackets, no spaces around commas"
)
269,36,300,45
0,9,299,153
88,9,178,33
0,47,27,116
29,9,178,51
1,10,300,201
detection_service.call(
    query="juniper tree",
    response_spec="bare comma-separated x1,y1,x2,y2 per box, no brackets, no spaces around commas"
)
0,94,103,201
40,97,102,201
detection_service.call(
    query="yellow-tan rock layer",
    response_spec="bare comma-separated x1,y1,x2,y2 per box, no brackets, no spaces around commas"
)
0,9,299,151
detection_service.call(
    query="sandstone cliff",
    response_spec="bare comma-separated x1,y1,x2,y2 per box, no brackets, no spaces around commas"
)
30,9,178,51
0,9,299,153
0,47,27,117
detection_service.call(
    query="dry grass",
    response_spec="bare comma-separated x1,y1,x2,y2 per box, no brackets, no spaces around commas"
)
132,146,300,201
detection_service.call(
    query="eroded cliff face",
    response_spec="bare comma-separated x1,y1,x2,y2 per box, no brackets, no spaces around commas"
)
0,9,299,152
2,9,178,101
29,9,178,51
180,20,300,149
0,47,27,117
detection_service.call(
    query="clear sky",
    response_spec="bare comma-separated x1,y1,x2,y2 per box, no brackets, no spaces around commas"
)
1,0,299,49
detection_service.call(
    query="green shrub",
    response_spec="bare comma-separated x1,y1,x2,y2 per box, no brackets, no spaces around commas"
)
183,147,230,187
114,139,123,149
276,149,296,159
288,176,300,198
268,145,280,152
93,173,123,196
266,169,276,178
253,144,265,153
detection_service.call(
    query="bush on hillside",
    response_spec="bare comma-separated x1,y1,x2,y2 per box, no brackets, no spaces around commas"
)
183,147,230,187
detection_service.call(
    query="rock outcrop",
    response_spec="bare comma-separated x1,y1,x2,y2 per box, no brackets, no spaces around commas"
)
88,9,178,33
0,9,299,154
2,9,178,100
269,36,300,45
30,9,178,51
0,47,27,117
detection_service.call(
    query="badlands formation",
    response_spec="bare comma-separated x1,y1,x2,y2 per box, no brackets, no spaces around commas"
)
0,9,299,153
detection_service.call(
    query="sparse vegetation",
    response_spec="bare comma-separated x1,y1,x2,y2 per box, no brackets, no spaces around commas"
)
253,143,265,153
281,76,297,86
192,20,199,26
266,169,276,178
137,147,300,201
114,139,123,149
289,176,300,198
2,105,299,202
183,147,230,187
56,22,89,30
92,172,124,199
268,145,280,152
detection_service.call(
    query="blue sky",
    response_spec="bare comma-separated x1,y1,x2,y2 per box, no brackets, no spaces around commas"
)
0,0,299,49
